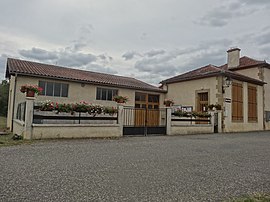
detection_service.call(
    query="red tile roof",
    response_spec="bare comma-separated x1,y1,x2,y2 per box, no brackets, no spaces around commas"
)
219,56,267,70
6,58,165,92
161,64,265,86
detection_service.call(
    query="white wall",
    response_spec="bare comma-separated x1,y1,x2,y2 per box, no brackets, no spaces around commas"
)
164,77,219,109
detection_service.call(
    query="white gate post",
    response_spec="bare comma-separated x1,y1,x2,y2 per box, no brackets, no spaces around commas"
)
24,97,35,140
166,107,172,135
118,105,124,136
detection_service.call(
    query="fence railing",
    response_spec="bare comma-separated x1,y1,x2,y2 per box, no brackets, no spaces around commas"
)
16,102,26,121
32,110,118,124
171,116,211,125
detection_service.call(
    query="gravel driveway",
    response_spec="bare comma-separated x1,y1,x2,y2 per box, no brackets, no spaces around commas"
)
0,132,270,201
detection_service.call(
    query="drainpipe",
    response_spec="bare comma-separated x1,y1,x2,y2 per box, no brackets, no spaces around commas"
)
11,73,17,132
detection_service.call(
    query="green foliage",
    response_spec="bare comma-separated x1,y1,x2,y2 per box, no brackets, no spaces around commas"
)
20,84,42,94
0,80,9,116
207,104,222,111
37,100,118,116
172,110,211,118
113,95,128,103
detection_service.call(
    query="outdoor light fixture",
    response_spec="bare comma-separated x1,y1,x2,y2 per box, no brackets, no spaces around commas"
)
225,76,232,87
222,76,232,93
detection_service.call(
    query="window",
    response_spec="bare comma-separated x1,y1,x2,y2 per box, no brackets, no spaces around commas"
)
135,93,159,109
248,85,257,122
232,82,243,121
38,81,69,97
96,87,118,101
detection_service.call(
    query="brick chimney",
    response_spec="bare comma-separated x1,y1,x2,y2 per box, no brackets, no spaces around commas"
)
227,48,240,69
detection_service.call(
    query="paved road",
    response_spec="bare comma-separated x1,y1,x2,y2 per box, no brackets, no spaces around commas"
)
0,132,270,201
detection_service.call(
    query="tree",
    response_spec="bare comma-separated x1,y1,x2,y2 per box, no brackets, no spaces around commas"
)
0,80,9,116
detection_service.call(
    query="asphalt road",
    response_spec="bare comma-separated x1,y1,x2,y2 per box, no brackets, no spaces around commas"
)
0,132,270,201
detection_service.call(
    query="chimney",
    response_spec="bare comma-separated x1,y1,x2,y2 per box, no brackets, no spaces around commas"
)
227,48,240,69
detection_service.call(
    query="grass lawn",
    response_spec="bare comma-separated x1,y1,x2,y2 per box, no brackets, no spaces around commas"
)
0,116,33,147
227,193,270,202
0,133,33,147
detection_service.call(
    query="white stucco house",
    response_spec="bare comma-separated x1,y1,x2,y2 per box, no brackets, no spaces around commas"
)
161,48,269,132
4,48,270,135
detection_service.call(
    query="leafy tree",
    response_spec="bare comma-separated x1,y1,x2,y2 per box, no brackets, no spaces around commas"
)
0,80,9,116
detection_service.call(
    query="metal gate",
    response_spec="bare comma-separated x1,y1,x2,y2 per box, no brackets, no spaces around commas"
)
214,112,218,133
123,107,167,136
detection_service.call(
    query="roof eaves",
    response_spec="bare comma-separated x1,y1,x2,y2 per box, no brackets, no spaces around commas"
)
223,71,266,86
9,71,166,93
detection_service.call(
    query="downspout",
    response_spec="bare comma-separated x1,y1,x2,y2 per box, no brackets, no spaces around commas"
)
261,67,266,130
11,73,17,132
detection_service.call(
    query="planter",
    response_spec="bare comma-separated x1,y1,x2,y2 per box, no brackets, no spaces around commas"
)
117,99,125,104
26,89,35,97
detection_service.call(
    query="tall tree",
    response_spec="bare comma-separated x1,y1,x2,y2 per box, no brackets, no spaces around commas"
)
0,80,9,116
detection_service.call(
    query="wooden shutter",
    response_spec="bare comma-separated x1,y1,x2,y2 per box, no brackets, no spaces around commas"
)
248,85,257,122
232,82,243,121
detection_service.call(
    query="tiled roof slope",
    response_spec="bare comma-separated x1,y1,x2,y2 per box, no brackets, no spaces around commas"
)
161,64,265,86
6,58,165,92
219,56,268,70
161,65,220,84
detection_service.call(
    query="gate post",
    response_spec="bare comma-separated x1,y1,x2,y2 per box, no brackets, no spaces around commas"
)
210,111,215,133
118,105,124,136
24,97,35,140
166,107,172,135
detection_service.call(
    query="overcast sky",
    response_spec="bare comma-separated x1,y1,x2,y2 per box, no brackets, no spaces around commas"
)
0,0,270,85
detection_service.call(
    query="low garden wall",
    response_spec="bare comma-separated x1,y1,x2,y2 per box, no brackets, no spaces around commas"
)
169,115,214,135
170,124,214,135
32,124,121,139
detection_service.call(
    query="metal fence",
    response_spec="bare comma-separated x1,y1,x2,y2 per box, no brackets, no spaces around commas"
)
16,102,26,121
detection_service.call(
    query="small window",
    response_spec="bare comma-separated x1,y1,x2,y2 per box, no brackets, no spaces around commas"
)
148,95,159,103
54,83,61,97
96,88,101,100
46,82,54,96
38,81,69,97
96,87,118,101
38,81,46,95
61,84,69,97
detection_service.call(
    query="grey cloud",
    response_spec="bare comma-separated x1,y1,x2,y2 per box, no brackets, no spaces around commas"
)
197,1,259,27
18,47,97,67
84,64,117,75
133,50,183,76
145,49,165,57
140,32,148,40
57,52,97,67
98,54,113,61
240,0,270,5
122,51,141,60
256,31,270,46
132,43,229,84
183,49,226,71
19,47,58,61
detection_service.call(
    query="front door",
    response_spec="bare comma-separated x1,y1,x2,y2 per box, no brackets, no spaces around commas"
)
197,92,208,112
196,92,209,124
